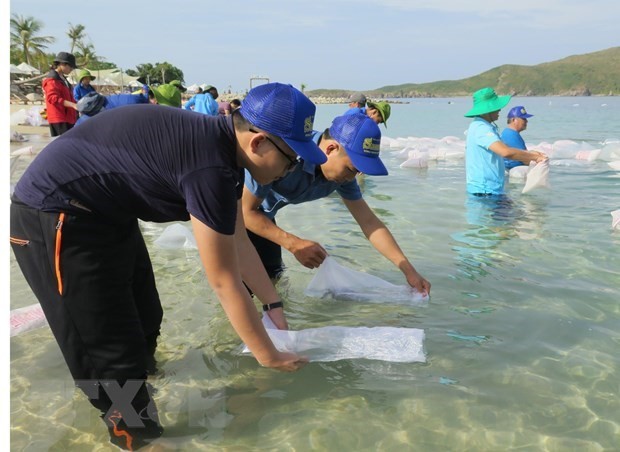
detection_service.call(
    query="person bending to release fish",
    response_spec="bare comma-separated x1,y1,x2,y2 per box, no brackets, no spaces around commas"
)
242,112,431,296
10,83,325,450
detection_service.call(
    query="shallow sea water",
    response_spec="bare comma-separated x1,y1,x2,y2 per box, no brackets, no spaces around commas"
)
9,97,620,450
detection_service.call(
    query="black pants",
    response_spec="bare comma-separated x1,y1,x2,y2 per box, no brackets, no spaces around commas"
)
10,200,163,449
246,218,285,279
48,122,74,137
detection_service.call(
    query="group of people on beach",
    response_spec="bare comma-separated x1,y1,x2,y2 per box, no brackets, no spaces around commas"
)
13,50,545,450
41,51,242,136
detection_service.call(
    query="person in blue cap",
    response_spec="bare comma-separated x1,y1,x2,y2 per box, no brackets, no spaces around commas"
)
501,106,534,170
464,88,547,196
242,113,431,296
10,82,325,450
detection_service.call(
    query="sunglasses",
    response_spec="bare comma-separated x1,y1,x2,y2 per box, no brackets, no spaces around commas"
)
249,128,300,172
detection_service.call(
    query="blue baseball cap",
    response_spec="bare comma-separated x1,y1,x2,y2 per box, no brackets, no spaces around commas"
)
240,82,327,165
507,106,533,119
329,113,387,176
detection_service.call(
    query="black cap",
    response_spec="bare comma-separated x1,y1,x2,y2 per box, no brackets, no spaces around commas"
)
54,52,77,68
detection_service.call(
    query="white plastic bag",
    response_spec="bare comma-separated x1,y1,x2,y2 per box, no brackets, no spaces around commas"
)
611,210,620,230
153,223,197,249
509,165,530,181
305,257,428,304
522,160,550,194
241,314,426,363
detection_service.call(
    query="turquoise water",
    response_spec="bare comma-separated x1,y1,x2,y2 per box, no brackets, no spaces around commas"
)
10,97,620,450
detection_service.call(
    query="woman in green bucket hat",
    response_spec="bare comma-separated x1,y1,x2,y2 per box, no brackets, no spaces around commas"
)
465,87,547,196
73,69,97,102
149,84,182,107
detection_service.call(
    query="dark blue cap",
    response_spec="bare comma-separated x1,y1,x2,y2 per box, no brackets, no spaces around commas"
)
507,106,533,119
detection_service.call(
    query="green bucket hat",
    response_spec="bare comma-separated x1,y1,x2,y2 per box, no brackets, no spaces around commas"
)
150,84,182,107
367,101,391,127
169,79,187,92
77,69,95,82
464,87,511,118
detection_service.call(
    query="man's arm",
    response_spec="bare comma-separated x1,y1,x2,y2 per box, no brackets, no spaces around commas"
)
233,199,288,329
190,214,306,371
241,186,327,268
342,197,431,295
489,141,547,164
183,96,195,110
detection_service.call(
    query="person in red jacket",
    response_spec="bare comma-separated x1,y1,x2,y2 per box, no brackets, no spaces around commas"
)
42,52,79,136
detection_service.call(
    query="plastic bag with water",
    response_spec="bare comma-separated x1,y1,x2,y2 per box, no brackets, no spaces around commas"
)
305,256,428,304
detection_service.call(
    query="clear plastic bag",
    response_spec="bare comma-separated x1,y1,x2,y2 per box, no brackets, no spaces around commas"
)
305,256,428,304
153,223,197,249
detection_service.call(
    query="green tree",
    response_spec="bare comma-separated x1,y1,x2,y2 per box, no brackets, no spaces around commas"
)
67,23,86,54
131,62,184,85
10,14,55,65
75,42,97,67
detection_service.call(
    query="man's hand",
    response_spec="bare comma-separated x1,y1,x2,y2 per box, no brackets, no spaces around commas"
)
290,238,328,269
259,351,308,372
405,270,431,296
530,151,549,163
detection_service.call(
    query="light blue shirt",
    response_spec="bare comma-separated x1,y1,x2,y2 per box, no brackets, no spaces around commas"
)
244,132,363,220
183,93,218,115
466,118,505,195
501,128,527,170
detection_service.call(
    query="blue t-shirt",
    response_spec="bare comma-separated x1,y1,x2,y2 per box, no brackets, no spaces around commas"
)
73,83,96,102
465,118,505,195
15,105,243,234
244,132,362,219
75,94,150,126
105,93,149,109
344,107,365,116
501,128,527,170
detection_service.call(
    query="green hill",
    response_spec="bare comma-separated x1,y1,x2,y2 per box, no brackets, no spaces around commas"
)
307,47,620,98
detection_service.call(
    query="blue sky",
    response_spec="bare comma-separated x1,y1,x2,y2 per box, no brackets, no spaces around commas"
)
6,0,620,92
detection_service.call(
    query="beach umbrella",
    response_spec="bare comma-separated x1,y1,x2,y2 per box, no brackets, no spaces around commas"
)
10,64,29,74
17,62,40,75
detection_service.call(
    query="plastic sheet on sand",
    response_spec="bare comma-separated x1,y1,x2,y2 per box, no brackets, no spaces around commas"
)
241,314,426,363
305,256,429,304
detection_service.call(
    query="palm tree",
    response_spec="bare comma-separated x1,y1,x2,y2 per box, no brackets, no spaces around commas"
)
67,23,86,54
10,14,55,65
76,42,98,67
